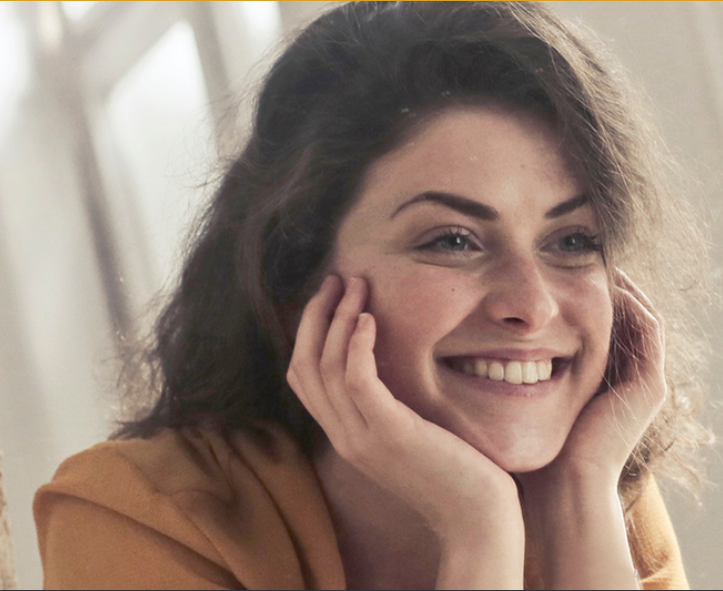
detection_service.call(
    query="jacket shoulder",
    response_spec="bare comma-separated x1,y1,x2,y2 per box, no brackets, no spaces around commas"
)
34,424,343,589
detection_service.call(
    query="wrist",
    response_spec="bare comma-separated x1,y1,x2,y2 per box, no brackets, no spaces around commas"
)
432,471,524,541
435,485,525,562
437,511,525,591
520,467,637,590
521,466,622,531
522,460,620,503
436,496,525,547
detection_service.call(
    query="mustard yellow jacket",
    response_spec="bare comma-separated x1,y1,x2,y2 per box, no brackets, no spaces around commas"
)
34,424,688,589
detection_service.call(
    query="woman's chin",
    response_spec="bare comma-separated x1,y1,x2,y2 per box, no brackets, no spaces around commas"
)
492,453,558,474
466,431,567,474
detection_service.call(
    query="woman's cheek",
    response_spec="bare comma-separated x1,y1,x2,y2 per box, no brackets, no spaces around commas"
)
560,269,613,386
366,264,470,372
581,269,613,342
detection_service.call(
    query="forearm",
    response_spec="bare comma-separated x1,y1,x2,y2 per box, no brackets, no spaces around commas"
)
523,469,639,590
435,513,525,590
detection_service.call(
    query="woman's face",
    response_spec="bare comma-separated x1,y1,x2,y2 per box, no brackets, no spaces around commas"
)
329,104,613,473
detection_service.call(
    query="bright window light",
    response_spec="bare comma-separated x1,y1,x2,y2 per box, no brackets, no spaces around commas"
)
0,2,29,142
106,21,215,293
62,1,98,21
235,1,282,54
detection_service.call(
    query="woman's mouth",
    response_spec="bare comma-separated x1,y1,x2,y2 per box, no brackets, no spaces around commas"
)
441,356,571,385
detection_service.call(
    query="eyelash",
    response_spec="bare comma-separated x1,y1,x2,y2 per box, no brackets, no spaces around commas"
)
554,231,604,256
417,227,604,257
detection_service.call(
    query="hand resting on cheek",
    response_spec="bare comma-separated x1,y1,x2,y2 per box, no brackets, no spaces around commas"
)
287,274,526,589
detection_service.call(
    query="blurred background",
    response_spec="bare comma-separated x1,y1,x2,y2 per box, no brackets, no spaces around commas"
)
0,1,721,588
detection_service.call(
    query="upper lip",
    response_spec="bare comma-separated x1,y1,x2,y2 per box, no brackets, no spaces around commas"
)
439,348,573,362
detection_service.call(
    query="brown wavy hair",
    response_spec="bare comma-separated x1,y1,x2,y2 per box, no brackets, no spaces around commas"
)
113,1,714,504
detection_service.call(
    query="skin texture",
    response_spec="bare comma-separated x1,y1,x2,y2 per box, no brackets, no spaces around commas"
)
287,105,665,589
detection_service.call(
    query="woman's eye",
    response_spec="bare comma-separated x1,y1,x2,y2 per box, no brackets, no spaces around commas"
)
550,231,603,256
413,227,603,262
417,228,480,254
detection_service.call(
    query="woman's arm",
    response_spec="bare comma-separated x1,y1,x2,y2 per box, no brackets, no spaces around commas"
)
435,508,526,590
35,493,241,590
522,467,639,590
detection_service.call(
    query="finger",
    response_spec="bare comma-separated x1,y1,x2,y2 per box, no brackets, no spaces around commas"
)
609,287,667,422
612,285,665,362
286,365,321,425
319,277,371,429
612,268,661,323
288,275,344,426
346,312,401,429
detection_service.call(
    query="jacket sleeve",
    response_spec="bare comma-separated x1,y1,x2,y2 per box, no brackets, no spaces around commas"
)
35,491,244,590
33,439,249,591
629,477,690,591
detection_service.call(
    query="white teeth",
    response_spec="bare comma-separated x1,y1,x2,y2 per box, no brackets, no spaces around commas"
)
522,361,538,384
505,361,523,385
537,360,552,380
451,358,554,383
488,361,505,381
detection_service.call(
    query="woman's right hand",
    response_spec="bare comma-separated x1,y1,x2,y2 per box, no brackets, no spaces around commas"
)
286,274,523,543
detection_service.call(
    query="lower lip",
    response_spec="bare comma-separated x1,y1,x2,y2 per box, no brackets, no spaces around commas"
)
437,359,571,398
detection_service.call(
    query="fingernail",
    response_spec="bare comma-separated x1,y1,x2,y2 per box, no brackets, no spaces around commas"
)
358,312,372,329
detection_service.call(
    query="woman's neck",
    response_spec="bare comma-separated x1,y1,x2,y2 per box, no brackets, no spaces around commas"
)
312,443,441,591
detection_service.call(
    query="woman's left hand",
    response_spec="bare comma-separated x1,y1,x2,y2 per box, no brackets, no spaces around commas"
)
522,268,668,485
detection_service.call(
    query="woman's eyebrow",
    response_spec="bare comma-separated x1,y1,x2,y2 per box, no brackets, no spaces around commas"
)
545,193,590,219
390,191,589,220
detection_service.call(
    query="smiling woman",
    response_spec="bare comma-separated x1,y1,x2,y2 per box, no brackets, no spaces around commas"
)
34,2,712,590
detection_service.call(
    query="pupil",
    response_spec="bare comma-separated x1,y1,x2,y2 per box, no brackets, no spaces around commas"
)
449,235,464,249
564,235,582,249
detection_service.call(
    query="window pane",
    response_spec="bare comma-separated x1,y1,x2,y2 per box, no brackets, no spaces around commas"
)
106,21,215,301
233,1,282,54
0,2,29,142
62,1,98,21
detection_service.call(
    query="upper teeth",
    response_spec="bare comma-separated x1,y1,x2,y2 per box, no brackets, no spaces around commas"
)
452,359,554,384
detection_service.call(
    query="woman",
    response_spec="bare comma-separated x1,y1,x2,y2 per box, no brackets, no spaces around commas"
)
35,2,711,589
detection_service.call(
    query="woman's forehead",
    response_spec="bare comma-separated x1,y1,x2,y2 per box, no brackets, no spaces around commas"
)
353,104,586,218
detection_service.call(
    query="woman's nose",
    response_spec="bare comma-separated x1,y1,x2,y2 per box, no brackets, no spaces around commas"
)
480,258,560,334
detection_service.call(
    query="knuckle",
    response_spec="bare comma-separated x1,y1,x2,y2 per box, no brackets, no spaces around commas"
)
345,369,366,393
287,356,306,378
289,347,308,365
